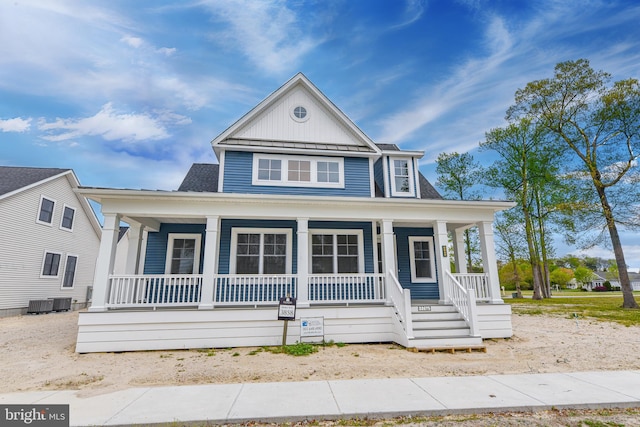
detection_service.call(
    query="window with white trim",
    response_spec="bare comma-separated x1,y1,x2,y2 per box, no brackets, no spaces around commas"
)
390,158,415,196
165,234,202,274
41,251,62,277
37,196,55,225
253,154,344,188
310,230,364,274
230,228,293,274
409,236,436,282
60,205,75,231
62,254,78,288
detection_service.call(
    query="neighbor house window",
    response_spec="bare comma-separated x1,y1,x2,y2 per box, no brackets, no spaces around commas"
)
253,154,344,188
165,234,202,274
310,230,364,274
41,251,62,277
62,254,78,288
230,228,292,274
409,236,436,282
37,196,55,225
390,158,415,196
60,205,75,231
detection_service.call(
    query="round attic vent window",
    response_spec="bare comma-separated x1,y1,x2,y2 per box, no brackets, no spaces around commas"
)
291,105,309,122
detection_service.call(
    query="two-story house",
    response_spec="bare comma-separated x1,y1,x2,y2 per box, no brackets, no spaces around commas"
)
0,167,101,317
76,74,513,353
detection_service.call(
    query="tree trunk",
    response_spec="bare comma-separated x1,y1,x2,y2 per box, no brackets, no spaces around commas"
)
596,184,638,308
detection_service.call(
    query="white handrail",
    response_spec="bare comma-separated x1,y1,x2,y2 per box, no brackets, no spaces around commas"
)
107,274,203,308
215,274,297,305
452,273,490,302
386,270,413,338
444,271,479,336
308,273,385,303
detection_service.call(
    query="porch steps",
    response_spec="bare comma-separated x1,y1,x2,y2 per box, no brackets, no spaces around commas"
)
407,303,483,350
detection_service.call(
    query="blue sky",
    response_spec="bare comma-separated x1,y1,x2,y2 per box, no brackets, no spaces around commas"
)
1,0,640,262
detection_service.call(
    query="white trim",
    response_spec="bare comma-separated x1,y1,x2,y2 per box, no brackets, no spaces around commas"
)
165,233,202,275
229,228,293,274
61,253,79,289
36,195,56,226
413,157,421,199
59,204,76,232
408,236,436,283
217,151,225,193
290,105,310,123
308,229,365,274
252,153,344,189
382,157,390,198
369,158,376,197
390,157,416,197
40,250,63,278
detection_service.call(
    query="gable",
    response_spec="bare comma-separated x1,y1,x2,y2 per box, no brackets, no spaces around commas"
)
212,73,380,156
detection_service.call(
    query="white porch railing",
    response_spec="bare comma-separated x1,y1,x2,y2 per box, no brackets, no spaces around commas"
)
453,273,491,302
308,273,386,304
386,270,413,338
214,275,297,306
444,271,479,336
107,274,203,308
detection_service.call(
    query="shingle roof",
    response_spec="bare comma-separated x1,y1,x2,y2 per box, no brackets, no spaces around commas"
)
0,166,70,197
418,172,443,199
375,143,400,151
177,163,219,192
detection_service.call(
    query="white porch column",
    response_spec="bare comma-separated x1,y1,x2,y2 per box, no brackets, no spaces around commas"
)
124,223,144,274
453,227,468,274
433,220,451,304
381,219,396,277
89,213,120,312
296,218,310,307
199,215,219,310
478,220,503,303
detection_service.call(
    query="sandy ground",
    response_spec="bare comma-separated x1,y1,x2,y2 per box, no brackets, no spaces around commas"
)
1,309,640,400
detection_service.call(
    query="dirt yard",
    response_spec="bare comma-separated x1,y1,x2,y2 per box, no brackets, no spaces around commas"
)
1,309,640,399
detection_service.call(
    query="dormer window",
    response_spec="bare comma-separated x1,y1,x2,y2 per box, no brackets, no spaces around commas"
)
390,158,415,197
253,154,344,188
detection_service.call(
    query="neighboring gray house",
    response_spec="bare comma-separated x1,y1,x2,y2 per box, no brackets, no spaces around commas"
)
583,271,640,291
0,166,101,316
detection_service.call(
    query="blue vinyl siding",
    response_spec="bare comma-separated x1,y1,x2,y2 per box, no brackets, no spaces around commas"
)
218,219,298,274
394,227,439,300
309,221,374,273
144,224,206,274
222,151,371,197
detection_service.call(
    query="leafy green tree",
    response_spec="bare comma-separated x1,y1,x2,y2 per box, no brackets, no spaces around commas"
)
494,210,528,297
550,267,574,288
435,152,484,270
507,59,640,308
574,266,597,285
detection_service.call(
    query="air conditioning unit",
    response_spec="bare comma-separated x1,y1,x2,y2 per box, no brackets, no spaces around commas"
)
27,299,53,314
51,297,72,312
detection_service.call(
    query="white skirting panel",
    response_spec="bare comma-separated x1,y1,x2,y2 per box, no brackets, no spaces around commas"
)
76,305,397,353
476,303,512,338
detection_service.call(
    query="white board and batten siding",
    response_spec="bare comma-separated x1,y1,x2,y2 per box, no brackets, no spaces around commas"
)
236,86,363,147
0,175,100,313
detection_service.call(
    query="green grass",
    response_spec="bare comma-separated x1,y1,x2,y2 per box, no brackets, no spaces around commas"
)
264,342,318,356
507,295,640,326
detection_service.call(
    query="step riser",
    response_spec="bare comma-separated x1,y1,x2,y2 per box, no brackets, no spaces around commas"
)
413,328,471,338
409,337,483,348
413,320,468,329
412,305,458,313
412,312,462,321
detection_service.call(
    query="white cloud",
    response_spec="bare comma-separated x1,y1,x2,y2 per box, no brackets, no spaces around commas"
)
157,47,176,56
0,117,32,133
389,0,425,30
38,103,189,142
201,0,322,74
121,35,144,48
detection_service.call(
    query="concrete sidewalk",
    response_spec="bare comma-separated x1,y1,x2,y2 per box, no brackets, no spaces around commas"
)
1,370,639,426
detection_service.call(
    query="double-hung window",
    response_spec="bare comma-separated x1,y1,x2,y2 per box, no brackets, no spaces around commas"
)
60,205,75,231
390,158,415,196
230,228,292,274
37,196,55,225
253,154,344,188
409,236,436,282
62,255,78,288
165,234,202,274
311,230,363,274
41,251,62,277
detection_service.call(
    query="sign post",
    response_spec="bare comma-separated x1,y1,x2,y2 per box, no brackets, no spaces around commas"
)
278,295,296,346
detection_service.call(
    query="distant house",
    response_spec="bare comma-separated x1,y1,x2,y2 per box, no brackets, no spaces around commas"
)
0,167,101,316
76,73,514,353
583,271,640,291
